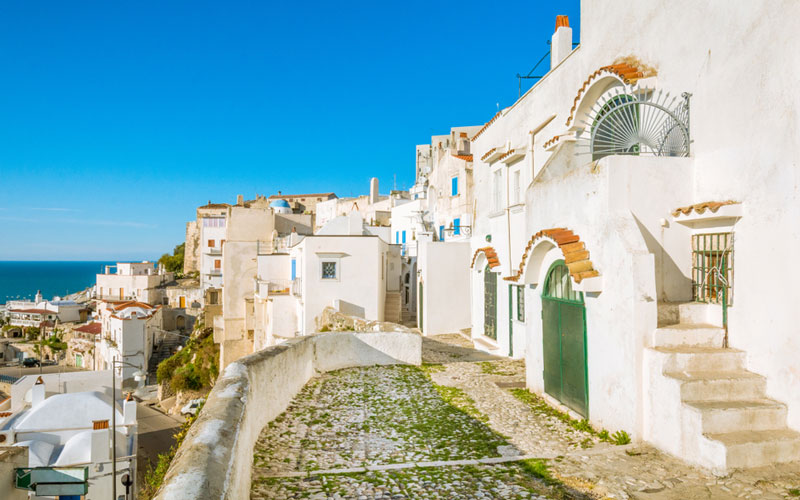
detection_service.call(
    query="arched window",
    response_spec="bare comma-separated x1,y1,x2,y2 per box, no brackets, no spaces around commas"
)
591,94,639,161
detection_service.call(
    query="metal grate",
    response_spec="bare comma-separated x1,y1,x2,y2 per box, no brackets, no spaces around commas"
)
691,233,733,305
544,262,583,302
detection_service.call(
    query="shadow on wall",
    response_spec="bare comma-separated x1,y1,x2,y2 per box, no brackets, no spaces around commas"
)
633,215,692,303
153,330,422,500
334,299,365,318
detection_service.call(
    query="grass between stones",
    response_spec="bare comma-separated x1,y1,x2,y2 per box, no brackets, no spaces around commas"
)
478,360,518,376
252,461,594,500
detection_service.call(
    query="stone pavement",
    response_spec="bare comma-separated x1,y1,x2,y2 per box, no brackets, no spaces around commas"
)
250,333,800,499
422,334,800,500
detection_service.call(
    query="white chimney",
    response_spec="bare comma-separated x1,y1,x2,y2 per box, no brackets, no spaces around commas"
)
551,15,573,69
369,177,379,205
31,377,45,407
123,393,137,426
90,420,110,462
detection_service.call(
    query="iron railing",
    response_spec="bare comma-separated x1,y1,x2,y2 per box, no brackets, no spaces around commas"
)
691,232,733,305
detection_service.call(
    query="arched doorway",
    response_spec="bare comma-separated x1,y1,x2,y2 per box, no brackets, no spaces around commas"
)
484,263,497,339
542,260,588,417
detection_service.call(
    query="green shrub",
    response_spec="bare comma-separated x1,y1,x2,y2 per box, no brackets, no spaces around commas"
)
611,430,631,445
156,327,219,392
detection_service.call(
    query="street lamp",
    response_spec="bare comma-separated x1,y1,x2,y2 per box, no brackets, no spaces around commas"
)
110,358,146,500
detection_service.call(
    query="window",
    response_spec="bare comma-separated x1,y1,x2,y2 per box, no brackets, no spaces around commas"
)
439,225,445,241
691,233,733,305
402,231,406,244
321,261,338,280
453,218,461,236
516,285,525,322
493,170,503,211
395,232,399,244
291,259,297,280
209,291,219,305
451,176,459,196
214,259,221,269
512,170,521,205
208,239,215,248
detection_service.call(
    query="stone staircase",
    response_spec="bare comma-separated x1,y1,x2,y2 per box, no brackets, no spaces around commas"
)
644,302,800,473
147,332,187,383
384,292,402,324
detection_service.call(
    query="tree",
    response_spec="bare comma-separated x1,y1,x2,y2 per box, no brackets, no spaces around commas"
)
159,242,186,274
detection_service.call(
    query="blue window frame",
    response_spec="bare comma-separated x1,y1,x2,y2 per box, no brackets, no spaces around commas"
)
439,225,445,241
395,232,399,244
401,230,406,243
453,218,461,236
451,176,458,196
291,259,296,280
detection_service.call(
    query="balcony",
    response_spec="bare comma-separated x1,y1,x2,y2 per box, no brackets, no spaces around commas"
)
444,225,472,240
205,247,222,256
256,279,301,298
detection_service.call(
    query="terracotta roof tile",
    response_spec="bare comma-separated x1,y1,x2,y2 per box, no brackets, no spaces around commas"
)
555,15,569,29
672,200,738,217
471,112,502,142
480,148,497,162
470,247,501,270
7,308,52,315
268,193,336,199
497,149,516,162
73,322,102,335
451,154,474,162
0,412,11,418
504,228,599,284
566,61,657,127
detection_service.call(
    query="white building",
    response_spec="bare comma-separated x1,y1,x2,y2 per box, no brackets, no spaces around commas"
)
95,261,173,305
247,214,402,356
96,301,161,387
467,4,800,472
0,373,136,499
4,293,86,329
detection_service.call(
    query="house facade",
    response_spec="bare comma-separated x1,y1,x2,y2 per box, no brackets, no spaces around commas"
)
96,301,161,387
94,261,173,305
468,3,800,472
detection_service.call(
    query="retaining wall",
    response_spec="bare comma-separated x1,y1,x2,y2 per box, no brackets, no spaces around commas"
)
154,330,421,500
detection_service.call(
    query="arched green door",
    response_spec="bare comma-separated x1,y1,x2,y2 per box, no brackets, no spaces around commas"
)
484,264,497,339
542,260,588,417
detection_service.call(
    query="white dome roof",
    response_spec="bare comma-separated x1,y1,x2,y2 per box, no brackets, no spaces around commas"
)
15,391,122,430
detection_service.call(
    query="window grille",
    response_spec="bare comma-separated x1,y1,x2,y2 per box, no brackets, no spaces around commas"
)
691,233,733,305
516,285,525,322
321,261,337,280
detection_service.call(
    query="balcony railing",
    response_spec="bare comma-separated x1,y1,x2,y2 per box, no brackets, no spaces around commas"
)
444,225,472,238
256,278,302,298
205,248,222,255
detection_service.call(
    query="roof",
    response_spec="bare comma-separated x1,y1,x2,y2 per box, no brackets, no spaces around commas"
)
111,301,155,311
199,203,231,209
470,247,501,269
471,111,502,142
672,200,738,217
566,60,657,127
73,322,102,335
270,199,291,208
505,228,599,284
268,193,336,200
8,308,52,315
451,154,474,162
12,391,123,431
480,148,497,162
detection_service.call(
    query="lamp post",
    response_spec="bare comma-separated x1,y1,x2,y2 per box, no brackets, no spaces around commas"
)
110,358,147,500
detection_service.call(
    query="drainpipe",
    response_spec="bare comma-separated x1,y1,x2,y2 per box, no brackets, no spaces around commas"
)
505,154,514,357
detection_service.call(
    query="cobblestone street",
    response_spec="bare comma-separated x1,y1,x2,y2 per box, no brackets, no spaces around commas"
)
251,334,800,499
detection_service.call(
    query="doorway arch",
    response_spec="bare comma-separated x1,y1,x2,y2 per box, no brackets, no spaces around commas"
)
542,260,588,417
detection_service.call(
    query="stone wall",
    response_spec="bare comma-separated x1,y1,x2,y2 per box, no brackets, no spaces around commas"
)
154,330,421,500
184,220,200,273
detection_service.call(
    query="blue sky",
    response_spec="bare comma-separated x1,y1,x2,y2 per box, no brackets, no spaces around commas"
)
0,1,580,261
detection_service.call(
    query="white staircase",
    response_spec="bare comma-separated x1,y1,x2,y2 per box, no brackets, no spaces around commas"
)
384,292,402,324
644,302,800,473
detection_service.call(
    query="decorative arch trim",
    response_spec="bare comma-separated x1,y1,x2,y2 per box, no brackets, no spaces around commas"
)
565,61,657,127
470,246,501,270
504,228,599,284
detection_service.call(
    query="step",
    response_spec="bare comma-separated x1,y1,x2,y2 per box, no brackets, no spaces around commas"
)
665,370,766,401
654,346,745,372
652,323,724,348
704,429,800,469
686,399,787,433
658,302,723,327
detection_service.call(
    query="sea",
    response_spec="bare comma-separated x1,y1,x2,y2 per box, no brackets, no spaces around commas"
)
0,261,115,305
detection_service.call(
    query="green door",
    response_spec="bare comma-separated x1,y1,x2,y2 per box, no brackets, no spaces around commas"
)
541,260,588,417
484,264,497,339
418,281,423,331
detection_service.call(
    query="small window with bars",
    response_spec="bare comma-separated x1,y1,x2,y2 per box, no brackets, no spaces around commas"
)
516,285,525,322
691,232,733,305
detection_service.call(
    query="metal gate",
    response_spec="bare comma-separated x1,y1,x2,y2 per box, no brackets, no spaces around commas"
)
484,264,497,339
542,261,588,417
